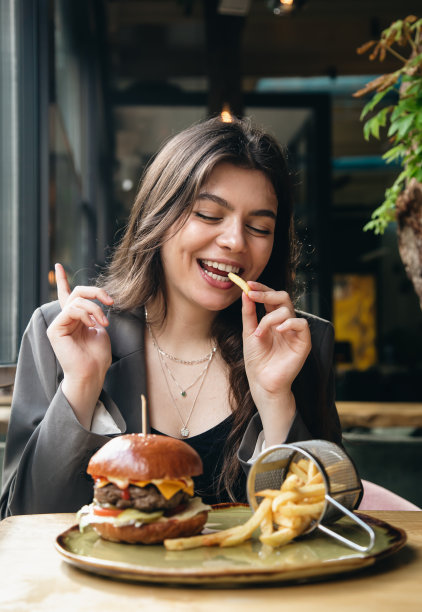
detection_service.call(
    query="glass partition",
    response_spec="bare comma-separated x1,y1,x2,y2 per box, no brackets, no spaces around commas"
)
0,0,19,363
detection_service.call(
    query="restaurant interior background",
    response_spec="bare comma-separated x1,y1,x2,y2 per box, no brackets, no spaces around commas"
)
1,0,421,504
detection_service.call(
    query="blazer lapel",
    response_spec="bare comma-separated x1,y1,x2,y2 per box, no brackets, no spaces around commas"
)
103,308,150,433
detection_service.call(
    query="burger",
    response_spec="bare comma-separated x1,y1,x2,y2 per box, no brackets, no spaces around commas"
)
77,433,210,544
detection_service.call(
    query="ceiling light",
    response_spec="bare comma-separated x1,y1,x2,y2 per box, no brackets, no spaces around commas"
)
271,0,307,16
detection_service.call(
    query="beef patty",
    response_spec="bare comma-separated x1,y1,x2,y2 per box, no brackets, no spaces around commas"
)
94,482,190,512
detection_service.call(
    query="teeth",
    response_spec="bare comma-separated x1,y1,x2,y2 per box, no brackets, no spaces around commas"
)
203,268,232,282
202,260,240,273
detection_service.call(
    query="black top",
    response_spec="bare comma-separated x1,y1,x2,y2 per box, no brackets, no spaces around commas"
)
151,414,247,505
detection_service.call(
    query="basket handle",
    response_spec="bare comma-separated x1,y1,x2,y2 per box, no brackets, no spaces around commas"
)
317,495,375,553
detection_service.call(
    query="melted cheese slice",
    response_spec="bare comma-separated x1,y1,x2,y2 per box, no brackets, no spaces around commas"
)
94,476,194,500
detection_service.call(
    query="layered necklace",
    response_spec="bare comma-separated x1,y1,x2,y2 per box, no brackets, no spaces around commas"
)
145,308,217,438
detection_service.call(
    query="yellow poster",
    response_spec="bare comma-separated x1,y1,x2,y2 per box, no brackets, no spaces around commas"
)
333,274,377,370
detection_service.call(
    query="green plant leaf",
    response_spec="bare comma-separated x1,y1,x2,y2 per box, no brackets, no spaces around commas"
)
408,52,422,68
397,114,415,139
356,15,422,235
382,144,405,163
363,108,391,140
360,89,392,120
387,114,414,138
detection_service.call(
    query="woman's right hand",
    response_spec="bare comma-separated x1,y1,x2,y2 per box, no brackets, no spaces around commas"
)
46,263,114,428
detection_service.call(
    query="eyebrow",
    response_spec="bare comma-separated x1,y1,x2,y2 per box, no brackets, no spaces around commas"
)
196,192,277,220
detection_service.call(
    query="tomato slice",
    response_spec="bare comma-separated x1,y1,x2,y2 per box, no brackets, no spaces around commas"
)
93,505,122,517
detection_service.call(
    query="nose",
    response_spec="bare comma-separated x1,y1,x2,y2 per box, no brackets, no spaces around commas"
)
215,218,247,252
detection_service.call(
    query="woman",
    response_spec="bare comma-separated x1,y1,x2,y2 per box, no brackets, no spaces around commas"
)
0,117,341,517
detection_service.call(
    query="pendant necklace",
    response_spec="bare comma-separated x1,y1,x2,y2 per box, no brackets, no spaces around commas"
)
155,343,215,438
145,307,217,397
144,307,217,437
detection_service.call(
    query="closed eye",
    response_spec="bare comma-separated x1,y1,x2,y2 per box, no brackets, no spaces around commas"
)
194,212,221,222
246,225,271,235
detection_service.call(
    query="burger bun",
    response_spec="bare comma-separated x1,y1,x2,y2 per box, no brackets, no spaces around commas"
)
91,509,208,544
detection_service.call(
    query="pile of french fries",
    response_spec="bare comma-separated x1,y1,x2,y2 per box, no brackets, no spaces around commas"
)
164,458,326,551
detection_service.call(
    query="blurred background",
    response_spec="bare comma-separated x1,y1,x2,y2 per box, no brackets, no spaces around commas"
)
1,0,421,504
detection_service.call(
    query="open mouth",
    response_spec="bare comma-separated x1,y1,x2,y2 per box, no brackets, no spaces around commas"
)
198,259,243,283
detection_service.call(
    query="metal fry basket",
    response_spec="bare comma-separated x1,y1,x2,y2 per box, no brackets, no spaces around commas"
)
247,440,375,552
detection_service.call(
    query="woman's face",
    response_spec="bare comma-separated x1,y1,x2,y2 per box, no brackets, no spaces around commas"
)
160,162,278,315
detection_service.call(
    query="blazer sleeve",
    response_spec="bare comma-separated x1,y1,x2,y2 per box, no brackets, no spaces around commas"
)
237,313,341,477
0,306,125,518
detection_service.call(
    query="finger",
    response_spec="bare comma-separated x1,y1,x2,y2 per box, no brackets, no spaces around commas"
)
247,286,294,311
241,291,258,338
276,317,310,337
54,305,97,331
69,297,110,327
55,263,72,308
69,285,114,306
254,306,293,337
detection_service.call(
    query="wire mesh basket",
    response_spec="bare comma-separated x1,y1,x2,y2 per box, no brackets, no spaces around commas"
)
246,440,375,552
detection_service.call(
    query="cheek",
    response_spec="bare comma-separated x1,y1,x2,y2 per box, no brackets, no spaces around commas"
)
254,240,274,271
161,227,201,267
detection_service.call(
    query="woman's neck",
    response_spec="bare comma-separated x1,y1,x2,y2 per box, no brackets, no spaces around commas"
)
145,297,217,361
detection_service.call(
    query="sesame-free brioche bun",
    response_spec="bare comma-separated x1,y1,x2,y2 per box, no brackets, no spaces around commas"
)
90,510,208,544
87,433,203,480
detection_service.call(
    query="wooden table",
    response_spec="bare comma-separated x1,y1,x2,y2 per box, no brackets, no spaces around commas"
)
0,512,421,611
337,401,422,429
2,401,422,437
2,401,422,436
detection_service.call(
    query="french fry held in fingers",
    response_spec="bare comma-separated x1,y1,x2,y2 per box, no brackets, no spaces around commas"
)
228,272,250,295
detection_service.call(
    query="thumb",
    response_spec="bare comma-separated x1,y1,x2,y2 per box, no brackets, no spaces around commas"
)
241,292,258,339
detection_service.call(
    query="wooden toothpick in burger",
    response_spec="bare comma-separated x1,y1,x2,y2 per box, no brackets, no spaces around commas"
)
141,393,147,434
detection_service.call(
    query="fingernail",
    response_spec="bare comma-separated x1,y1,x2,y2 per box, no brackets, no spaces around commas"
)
254,327,262,337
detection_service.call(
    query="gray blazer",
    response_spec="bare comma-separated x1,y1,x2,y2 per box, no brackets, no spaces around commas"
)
0,301,341,518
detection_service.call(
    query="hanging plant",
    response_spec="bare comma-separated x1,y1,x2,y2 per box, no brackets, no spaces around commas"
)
353,15,422,234
354,16,422,307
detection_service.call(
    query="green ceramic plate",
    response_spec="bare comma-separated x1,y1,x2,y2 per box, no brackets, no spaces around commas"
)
55,504,406,586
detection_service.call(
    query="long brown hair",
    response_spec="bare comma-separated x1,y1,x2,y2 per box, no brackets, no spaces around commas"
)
99,117,297,500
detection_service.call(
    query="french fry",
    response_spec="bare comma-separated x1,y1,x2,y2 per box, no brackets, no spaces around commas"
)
276,500,325,518
255,489,282,499
272,513,303,530
164,498,272,551
271,490,301,511
220,498,271,547
297,459,311,473
164,527,240,550
165,458,326,552
228,272,250,295
260,526,296,547
297,483,325,497
260,504,274,538
281,473,302,491
288,462,308,483
307,460,318,480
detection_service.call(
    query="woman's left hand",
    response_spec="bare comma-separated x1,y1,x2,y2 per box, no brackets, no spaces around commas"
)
241,281,311,434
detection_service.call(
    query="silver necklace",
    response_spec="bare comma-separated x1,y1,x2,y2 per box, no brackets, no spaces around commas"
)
145,307,216,365
155,343,214,438
160,349,216,397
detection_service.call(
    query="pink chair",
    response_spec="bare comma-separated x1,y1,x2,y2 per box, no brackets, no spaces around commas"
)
358,479,421,511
